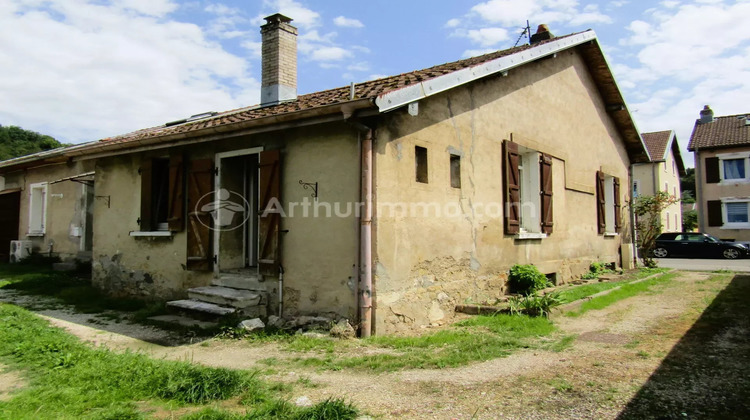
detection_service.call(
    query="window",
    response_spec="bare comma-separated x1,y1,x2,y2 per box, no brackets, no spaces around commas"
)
723,158,746,180
449,154,461,188
707,199,750,229
675,213,678,230
673,186,677,198
666,211,670,231
707,153,750,183
139,155,184,233
664,182,669,193
28,182,48,236
633,180,640,198
503,140,553,236
596,171,621,235
415,146,428,184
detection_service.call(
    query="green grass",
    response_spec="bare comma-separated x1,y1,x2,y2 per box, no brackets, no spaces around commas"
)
278,313,563,372
0,303,358,419
566,272,677,317
557,267,669,305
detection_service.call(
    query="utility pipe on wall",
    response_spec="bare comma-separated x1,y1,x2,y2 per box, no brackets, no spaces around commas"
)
348,119,374,338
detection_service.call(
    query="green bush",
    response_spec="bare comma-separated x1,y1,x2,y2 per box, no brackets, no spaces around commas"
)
508,264,550,295
581,261,614,280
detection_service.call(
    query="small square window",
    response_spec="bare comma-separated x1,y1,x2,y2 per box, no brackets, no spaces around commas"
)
450,154,461,189
415,146,428,184
723,158,746,180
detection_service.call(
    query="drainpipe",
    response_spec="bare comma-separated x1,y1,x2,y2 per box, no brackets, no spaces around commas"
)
694,148,704,232
349,120,373,338
629,164,638,268
278,265,284,317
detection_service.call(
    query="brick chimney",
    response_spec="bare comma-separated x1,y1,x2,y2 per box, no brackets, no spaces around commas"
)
530,24,554,44
699,105,714,124
260,14,297,106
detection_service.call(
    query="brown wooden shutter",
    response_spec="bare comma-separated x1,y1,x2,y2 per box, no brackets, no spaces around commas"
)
539,153,553,234
186,159,214,271
139,159,153,231
503,140,521,235
613,176,622,233
258,149,281,276
167,154,185,232
707,200,723,227
705,157,720,184
596,171,606,234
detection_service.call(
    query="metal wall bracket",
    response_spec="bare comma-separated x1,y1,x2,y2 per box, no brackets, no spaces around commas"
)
299,180,318,200
96,195,111,208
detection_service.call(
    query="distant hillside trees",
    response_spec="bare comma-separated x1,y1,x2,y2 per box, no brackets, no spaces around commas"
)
0,125,67,160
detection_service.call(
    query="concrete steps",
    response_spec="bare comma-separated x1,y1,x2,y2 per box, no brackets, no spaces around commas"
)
165,271,269,323
147,314,218,329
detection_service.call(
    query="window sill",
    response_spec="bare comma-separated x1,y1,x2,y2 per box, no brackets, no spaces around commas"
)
129,231,173,237
720,225,750,230
604,232,619,237
515,232,547,240
719,179,750,185
26,233,45,237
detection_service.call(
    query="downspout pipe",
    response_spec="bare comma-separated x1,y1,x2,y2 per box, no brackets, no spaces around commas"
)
629,164,638,268
349,120,373,338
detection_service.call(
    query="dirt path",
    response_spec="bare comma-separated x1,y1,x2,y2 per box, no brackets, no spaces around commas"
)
18,270,740,419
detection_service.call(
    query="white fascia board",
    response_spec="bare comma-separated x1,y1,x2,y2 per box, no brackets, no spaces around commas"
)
375,31,597,113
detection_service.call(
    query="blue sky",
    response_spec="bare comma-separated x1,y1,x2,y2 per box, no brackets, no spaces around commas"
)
1,0,749,167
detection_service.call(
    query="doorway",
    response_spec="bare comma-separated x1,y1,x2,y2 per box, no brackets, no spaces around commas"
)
214,148,261,274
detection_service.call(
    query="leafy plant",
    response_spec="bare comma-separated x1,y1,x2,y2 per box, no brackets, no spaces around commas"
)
508,264,550,296
581,261,614,280
508,292,562,318
632,191,681,268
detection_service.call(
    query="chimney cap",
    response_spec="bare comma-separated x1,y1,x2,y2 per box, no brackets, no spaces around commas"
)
536,24,551,34
264,13,293,24
699,104,714,124
530,24,554,44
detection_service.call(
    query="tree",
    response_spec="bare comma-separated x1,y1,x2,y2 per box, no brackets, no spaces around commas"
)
0,125,67,160
633,191,681,268
680,168,695,201
682,209,698,231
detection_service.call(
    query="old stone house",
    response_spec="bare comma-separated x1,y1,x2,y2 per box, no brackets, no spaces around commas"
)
633,130,686,232
689,106,750,242
0,16,649,335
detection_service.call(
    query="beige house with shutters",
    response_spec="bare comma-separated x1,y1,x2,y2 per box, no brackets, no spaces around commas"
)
0,17,650,335
633,130,686,232
689,106,750,242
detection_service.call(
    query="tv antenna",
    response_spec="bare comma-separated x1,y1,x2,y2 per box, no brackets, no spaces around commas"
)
514,20,532,47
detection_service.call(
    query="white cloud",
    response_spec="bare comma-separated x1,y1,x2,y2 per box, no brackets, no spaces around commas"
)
368,74,388,80
347,62,370,72
261,0,320,29
445,18,461,28
0,0,258,143
333,15,364,28
462,48,496,58
464,27,509,47
310,46,352,62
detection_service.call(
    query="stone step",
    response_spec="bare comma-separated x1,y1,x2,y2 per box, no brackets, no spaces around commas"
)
147,314,218,329
188,286,263,308
212,274,267,291
166,299,236,316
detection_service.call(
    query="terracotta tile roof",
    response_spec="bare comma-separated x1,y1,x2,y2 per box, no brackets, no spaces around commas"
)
688,113,750,151
98,33,580,145
641,130,672,161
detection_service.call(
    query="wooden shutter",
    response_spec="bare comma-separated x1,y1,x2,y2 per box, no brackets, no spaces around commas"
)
707,200,723,227
167,154,185,232
503,140,521,235
596,171,606,234
539,153,553,234
139,159,153,231
613,176,621,233
186,159,214,271
705,157,720,184
258,149,281,276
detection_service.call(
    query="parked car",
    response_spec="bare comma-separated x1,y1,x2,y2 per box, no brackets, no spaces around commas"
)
653,232,750,259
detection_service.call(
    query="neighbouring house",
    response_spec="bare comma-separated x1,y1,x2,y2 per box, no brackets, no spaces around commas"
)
633,130,686,232
0,17,650,335
688,105,750,242
0,145,96,264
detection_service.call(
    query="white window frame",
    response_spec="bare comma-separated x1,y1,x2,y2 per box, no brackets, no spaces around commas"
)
518,149,542,235
721,198,750,229
604,175,615,234
632,179,640,198
28,182,48,236
717,152,750,184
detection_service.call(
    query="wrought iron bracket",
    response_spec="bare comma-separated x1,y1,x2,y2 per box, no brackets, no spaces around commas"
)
299,180,318,200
